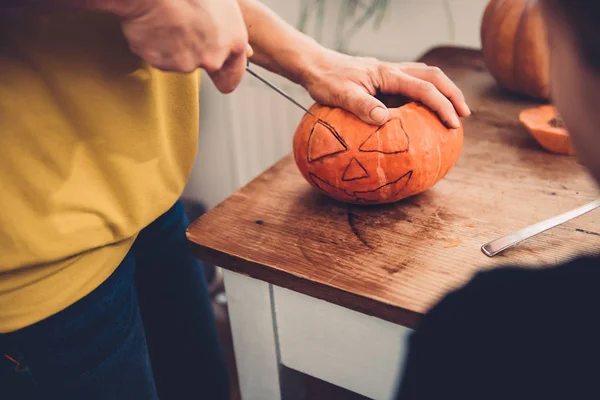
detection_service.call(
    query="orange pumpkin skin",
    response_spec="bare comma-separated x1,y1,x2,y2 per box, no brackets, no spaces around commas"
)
481,0,550,100
292,102,464,205
519,105,575,156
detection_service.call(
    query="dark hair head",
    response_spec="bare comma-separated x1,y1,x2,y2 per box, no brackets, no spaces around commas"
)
543,0,600,71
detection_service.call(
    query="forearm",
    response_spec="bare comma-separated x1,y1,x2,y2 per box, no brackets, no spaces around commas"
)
238,0,327,85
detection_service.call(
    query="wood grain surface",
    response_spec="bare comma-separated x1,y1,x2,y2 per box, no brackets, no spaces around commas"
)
187,46,600,328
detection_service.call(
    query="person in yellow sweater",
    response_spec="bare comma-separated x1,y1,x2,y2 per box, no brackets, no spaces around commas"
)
0,0,470,398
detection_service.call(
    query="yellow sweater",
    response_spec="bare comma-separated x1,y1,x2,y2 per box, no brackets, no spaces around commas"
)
0,11,200,332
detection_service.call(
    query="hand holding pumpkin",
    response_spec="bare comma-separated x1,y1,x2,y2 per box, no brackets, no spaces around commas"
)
238,0,469,128
299,49,471,128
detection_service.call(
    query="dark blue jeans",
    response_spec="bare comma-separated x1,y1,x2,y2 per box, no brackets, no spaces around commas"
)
0,201,229,399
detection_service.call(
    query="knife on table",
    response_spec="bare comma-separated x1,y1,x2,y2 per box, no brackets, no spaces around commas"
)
481,198,600,257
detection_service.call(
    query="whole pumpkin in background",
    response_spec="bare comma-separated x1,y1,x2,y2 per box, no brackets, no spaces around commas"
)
292,102,464,205
481,0,550,100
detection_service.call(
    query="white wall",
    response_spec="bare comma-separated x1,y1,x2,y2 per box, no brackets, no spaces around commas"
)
183,0,489,208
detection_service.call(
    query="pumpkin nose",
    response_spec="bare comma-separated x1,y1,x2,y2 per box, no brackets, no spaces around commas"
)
342,158,369,182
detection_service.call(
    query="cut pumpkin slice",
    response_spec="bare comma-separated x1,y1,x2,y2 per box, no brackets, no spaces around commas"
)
519,105,575,156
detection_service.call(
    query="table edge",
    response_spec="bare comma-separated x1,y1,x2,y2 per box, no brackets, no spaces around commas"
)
187,240,421,328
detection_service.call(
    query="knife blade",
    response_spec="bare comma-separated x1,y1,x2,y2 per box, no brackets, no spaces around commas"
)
246,63,315,117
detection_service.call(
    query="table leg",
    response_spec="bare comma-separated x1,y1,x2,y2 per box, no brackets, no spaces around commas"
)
223,270,281,400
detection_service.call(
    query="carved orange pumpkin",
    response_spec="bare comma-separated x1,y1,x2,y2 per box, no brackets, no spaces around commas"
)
481,0,550,100
292,102,464,205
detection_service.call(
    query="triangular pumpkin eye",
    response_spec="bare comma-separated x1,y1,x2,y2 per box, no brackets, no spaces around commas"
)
307,120,348,162
342,157,369,181
359,119,409,154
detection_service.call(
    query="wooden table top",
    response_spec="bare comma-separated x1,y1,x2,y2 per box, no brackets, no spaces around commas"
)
187,46,600,328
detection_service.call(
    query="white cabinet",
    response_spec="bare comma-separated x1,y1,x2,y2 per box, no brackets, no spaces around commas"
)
183,0,489,208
